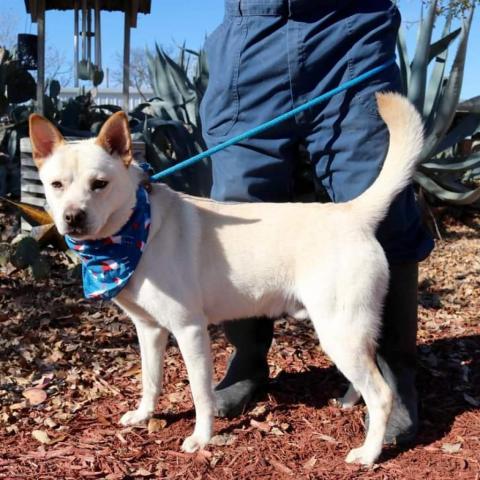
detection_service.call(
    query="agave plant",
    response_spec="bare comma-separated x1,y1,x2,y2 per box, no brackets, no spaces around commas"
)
397,0,480,205
0,47,37,116
0,196,63,278
0,47,36,196
132,44,211,196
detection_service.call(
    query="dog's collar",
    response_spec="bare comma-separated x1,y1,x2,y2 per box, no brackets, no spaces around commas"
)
65,187,151,300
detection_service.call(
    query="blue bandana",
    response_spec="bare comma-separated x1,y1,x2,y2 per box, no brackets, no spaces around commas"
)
65,187,151,300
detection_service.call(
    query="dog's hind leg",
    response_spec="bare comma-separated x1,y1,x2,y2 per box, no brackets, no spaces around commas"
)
308,309,392,466
342,353,392,465
173,319,215,453
120,319,169,426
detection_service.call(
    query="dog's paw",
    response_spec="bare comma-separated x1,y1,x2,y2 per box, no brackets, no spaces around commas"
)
334,384,362,410
332,396,357,410
181,434,208,453
345,446,379,466
330,397,343,408
119,408,152,427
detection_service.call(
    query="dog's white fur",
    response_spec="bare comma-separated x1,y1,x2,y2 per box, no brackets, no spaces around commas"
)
29,93,423,465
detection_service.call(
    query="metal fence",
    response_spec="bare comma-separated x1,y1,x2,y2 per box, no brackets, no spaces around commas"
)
59,88,154,111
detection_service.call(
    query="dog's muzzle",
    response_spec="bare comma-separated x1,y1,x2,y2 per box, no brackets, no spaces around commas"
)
63,208,87,235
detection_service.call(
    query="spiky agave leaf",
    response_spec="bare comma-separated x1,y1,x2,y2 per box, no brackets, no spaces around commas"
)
397,27,411,95
0,197,53,225
194,48,209,104
178,40,187,71
409,0,438,112
428,27,461,63
141,41,211,196
147,45,184,107
421,152,480,173
458,95,480,113
30,223,67,250
414,170,480,205
424,13,455,122
142,117,211,196
433,112,480,154
146,45,199,126
397,3,478,207
422,6,475,161
160,48,197,126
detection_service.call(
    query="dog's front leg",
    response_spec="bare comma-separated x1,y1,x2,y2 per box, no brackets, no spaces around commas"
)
173,321,214,453
120,320,168,426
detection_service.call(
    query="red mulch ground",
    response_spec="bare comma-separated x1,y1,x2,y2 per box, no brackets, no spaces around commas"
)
0,207,479,480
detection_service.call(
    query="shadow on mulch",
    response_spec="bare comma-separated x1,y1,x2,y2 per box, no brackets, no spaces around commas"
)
416,334,480,444
437,213,480,241
215,333,480,462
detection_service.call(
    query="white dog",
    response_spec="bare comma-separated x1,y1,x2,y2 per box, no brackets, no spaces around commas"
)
29,92,423,466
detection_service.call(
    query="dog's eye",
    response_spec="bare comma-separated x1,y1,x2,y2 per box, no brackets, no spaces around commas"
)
51,181,63,189
91,179,109,191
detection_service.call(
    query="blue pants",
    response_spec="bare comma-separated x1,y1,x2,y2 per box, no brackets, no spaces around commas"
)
200,0,433,263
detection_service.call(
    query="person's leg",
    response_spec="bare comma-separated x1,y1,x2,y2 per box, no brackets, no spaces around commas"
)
376,262,419,444
200,0,301,417
298,0,433,443
214,318,274,417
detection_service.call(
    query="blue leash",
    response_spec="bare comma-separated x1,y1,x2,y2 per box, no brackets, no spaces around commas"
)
150,58,396,182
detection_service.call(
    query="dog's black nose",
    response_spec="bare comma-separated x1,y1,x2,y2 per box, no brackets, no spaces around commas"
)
64,209,86,229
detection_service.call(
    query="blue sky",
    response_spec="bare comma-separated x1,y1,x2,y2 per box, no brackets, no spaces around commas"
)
2,0,479,100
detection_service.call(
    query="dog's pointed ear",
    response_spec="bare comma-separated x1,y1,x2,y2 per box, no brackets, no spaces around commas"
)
29,114,65,169
95,111,132,167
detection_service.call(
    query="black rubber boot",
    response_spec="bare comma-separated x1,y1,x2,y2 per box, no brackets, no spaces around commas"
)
214,318,273,417
374,262,419,445
345,263,419,444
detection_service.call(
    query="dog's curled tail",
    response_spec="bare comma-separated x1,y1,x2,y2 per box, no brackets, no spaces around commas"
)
352,92,424,230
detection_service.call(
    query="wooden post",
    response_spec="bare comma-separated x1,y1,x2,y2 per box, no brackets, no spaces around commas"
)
74,1,79,87
29,0,38,24
36,0,45,114
122,3,131,111
131,0,139,28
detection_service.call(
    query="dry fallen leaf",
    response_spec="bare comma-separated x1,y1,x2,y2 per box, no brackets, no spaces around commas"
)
9,402,26,411
195,449,212,465
441,442,462,454
32,429,51,444
49,433,67,445
250,404,267,418
33,373,55,389
121,365,142,377
167,392,183,404
23,388,47,406
268,457,293,475
132,468,153,477
304,456,317,470
280,422,291,431
209,451,224,468
43,417,57,429
315,433,338,444
209,433,237,446
250,419,271,433
116,432,128,444
148,418,167,433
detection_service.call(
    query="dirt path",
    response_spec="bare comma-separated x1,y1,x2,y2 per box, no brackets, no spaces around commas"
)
0,211,479,479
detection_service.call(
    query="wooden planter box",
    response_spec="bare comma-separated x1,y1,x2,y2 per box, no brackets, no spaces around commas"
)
20,137,146,230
